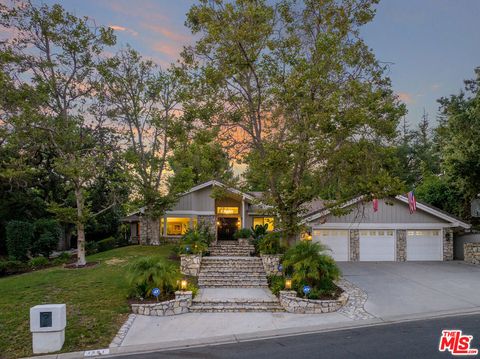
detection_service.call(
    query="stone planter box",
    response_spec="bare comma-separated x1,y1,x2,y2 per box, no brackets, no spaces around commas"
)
180,254,202,276
464,243,480,265
131,291,192,316
279,290,348,314
260,254,282,276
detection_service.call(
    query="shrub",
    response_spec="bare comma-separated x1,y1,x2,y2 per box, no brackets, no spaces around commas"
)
178,229,209,255
0,260,28,276
32,219,61,258
52,252,71,265
6,220,34,261
31,232,58,259
28,256,49,269
251,224,268,239
127,257,180,300
282,241,341,297
234,228,252,239
97,237,116,252
258,232,284,254
267,275,286,296
86,241,98,255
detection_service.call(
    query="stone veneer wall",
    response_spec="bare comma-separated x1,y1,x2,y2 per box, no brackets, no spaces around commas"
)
261,255,282,275
139,216,160,245
396,229,407,262
279,290,348,314
197,215,216,241
443,228,454,261
180,255,202,276
131,291,192,316
349,229,359,261
464,243,480,265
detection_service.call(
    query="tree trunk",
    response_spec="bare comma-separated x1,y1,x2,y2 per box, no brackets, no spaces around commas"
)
75,186,87,266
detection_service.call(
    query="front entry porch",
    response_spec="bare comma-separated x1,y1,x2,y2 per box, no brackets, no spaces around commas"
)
217,217,240,241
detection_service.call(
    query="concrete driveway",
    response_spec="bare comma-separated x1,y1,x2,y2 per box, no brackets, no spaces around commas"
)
339,261,480,319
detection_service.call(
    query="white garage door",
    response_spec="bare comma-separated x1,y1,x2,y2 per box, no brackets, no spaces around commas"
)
407,230,443,261
359,230,395,261
312,229,349,261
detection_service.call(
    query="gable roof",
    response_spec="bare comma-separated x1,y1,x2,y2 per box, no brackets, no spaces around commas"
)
182,180,256,201
303,195,471,229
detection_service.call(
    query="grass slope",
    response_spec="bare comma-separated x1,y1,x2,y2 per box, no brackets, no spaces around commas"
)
0,245,174,358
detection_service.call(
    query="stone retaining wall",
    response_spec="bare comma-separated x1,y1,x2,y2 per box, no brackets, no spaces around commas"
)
180,255,202,276
131,291,192,316
464,243,480,265
260,254,282,275
279,289,349,314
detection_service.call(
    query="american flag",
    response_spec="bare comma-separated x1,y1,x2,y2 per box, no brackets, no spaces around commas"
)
407,191,417,213
373,198,379,212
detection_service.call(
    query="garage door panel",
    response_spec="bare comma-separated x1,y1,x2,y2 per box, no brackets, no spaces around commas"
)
312,230,349,261
359,230,395,261
407,230,442,261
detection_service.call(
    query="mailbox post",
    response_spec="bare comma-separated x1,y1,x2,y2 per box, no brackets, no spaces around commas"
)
30,304,66,354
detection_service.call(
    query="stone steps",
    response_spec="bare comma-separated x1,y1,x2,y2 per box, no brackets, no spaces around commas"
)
189,301,284,312
208,243,255,257
198,280,268,287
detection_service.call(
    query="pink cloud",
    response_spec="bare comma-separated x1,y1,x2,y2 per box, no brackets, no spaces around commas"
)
143,24,190,42
397,92,414,104
109,24,138,37
152,42,180,58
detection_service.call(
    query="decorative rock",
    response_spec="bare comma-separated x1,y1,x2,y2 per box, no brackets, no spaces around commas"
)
278,288,348,314
180,255,202,276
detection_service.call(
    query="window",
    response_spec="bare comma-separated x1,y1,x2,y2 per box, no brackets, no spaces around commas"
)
166,217,190,236
253,217,274,231
217,207,239,215
160,218,164,236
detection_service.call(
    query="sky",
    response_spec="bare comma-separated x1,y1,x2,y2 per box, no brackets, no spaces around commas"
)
10,0,480,128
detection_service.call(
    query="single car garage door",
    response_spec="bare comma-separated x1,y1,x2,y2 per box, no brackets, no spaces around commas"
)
407,230,443,261
312,229,349,261
359,230,395,261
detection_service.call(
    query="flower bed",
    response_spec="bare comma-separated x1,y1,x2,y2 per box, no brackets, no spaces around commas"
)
130,291,192,316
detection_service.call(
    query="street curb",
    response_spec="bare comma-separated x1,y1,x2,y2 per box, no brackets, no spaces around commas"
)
23,307,480,358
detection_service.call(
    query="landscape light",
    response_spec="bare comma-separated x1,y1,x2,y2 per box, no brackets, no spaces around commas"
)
285,279,292,290
180,279,188,291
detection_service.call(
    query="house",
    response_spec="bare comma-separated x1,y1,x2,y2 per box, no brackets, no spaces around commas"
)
122,180,274,244
123,180,470,261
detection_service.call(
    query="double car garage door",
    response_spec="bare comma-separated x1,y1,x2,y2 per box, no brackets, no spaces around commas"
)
312,229,443,261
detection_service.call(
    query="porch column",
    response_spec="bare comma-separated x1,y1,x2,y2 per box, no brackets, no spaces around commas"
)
241,196,245,229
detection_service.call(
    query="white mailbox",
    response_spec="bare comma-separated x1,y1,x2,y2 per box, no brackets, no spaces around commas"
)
30,304,66,354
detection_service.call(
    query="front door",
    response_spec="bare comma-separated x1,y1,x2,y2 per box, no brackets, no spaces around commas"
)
217,217,238,241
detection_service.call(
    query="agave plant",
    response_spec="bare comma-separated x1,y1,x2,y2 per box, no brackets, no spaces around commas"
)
127,257,180,299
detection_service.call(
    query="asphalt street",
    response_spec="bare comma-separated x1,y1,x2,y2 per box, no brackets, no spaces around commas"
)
111,313,480,359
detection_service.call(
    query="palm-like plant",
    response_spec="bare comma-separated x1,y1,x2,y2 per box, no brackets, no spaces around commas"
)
282,241,340,291
127,257,180,299
179,229,209,254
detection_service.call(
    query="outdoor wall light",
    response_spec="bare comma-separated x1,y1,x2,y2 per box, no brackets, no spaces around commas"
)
180,279,188,291
285,279,292,290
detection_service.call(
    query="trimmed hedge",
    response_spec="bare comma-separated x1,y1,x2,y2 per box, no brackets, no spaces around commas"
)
6,221,34,261
97,237,116,252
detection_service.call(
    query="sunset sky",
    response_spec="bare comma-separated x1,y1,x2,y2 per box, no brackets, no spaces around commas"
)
12,0,480,128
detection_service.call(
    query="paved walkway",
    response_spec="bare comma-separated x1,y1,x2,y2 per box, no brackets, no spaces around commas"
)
195,288,277,302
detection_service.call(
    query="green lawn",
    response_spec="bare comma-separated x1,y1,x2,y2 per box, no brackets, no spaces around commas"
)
0,245,174,359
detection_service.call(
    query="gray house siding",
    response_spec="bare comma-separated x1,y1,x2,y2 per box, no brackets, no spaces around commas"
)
310,198,449,226
192,187,215,212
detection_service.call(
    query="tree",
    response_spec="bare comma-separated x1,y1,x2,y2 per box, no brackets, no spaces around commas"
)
98,47,183,243
0,1,118,265
434,67,480,218
168,129,234,193
183,0,405,244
